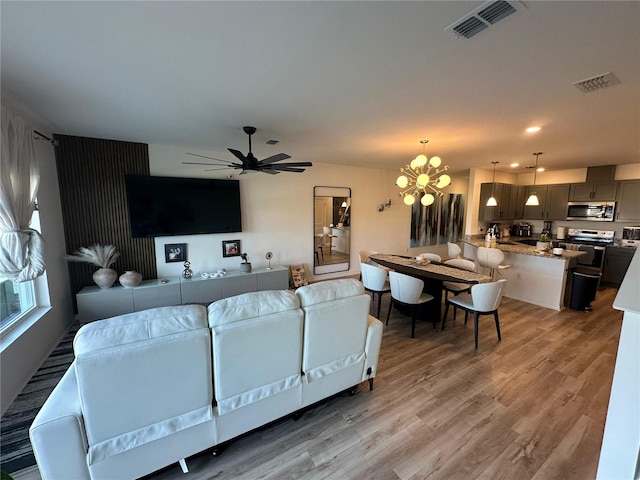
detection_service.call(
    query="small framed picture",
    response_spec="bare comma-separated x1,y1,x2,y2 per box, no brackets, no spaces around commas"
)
165,243,187,263
222,240,241,258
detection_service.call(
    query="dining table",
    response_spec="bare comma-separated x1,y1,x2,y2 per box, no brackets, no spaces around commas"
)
369,253,493,321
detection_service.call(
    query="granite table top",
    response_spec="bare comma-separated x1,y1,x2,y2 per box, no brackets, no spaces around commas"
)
370,254,492,284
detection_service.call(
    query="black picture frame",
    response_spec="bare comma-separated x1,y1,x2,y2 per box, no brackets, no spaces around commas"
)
222,240,241,258
165,243,187,263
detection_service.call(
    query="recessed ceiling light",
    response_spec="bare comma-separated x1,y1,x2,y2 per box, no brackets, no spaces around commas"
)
537,167,545,172
510,162,519,167
526,126,541,133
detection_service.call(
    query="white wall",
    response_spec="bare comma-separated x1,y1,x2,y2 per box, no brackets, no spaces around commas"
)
148,145,470,281
0,99,73,415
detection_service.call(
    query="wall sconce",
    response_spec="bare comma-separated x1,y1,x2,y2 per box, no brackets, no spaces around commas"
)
378,199,392,212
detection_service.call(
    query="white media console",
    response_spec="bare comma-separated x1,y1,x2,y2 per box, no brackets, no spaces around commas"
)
76,265,289,324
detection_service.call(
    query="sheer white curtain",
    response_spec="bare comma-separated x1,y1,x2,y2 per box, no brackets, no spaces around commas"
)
0,105,46,282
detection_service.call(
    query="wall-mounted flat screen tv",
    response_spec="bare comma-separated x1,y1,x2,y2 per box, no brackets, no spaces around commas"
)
124,175,242,238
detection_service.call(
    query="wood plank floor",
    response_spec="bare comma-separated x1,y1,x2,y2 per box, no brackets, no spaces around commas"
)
140,286,622,480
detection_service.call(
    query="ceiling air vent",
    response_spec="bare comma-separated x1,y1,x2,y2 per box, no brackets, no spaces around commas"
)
572,72,620,93
445,0,525,39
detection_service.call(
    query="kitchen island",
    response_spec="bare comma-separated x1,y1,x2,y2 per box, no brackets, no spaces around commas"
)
463,238,586,311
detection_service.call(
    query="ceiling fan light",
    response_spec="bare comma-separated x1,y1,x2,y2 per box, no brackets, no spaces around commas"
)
486,196,498,207
421,194,435,206
526,193,539,206
404,194,416,205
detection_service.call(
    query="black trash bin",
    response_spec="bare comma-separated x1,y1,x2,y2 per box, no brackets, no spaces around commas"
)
570,269,601,311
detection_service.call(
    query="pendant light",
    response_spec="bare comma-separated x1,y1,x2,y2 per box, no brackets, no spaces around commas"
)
486,161,499,206
525,152,543,206
395,140,451,207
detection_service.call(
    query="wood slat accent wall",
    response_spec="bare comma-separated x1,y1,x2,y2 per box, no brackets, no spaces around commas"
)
54,135,156,300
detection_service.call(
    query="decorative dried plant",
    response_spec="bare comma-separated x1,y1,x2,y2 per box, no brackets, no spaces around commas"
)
64,244,120,269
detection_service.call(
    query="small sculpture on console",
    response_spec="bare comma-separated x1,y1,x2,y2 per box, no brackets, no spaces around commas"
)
240,253,252,273
182,261,193,279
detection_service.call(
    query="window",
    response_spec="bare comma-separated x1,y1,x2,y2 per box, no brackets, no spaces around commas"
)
0,209,40,333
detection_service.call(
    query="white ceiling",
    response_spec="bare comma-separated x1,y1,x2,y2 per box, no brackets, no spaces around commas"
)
2,1,639,175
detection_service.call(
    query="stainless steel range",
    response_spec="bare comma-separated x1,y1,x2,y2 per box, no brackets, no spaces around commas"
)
563,228,615,270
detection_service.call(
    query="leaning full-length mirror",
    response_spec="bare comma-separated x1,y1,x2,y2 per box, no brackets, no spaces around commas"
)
313,186,351,275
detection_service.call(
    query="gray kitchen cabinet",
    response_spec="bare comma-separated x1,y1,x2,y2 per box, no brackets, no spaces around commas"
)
522,184,569,220
478,183,522,221
602,246,635,287
615,180,640,221
508,184,526,219
569,182,617,202
522,185,548,220
478,182,504,221
545,184,571,220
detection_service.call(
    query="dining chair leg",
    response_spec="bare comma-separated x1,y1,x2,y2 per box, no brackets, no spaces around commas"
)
376,292,383,319
386,298,394,325
464,311,469,325
441,301,450,331
410,306,416,338
494,311,502,341
474,312,480,349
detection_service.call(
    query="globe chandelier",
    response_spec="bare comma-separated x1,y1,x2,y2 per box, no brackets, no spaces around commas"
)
395,140,451,206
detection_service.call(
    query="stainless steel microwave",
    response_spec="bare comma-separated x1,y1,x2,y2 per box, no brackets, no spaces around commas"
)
566,202,615,221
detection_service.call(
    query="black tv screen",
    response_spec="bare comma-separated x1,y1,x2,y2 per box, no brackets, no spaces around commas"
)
124,175,242,238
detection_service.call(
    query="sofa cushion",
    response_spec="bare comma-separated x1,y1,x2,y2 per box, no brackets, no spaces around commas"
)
73,305,214,465
295,278,364,307
74,304,208,355
207,290,299,327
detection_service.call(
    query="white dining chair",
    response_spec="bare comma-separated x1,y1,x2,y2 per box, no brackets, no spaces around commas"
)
476,246,510,280
360,262,391,319
441,279,507,349
322,226,336,254
417,253,441,263
387,271,435,338
442,258,476,301
447,242,462,260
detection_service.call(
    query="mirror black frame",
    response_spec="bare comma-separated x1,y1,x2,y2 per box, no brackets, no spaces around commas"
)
313,186,351,275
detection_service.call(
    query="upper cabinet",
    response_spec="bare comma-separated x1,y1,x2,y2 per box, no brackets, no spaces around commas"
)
616,180,640,221
478,183,524,221
569,182,617,201
522,184,570,220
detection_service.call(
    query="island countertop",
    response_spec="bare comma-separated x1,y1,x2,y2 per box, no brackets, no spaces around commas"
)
463,238,586,260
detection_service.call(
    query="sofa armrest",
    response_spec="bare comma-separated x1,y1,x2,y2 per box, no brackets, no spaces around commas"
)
30,363,91,480
362,315,383,388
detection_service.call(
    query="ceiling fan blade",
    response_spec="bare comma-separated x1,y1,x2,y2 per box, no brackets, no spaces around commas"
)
267,166,306,173
204,166,237,171
185,152,229,163
266,161,312,167
261,168,280,175
228,148,247,162
259,153,291,165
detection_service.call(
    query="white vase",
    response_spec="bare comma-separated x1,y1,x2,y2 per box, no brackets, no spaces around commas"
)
93,268,118,289
240,263,252,273
536,241,550,251
119,270,142,288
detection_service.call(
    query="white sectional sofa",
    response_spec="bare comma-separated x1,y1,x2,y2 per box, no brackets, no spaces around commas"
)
29,279,383,479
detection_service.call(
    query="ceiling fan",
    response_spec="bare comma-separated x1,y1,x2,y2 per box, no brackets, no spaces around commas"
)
183,126,312,175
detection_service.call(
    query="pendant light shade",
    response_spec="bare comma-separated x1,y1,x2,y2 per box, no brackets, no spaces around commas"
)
525,193,540,206
525,152,543,206
486,161,499,207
